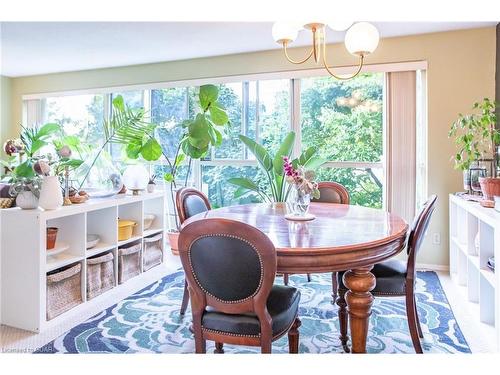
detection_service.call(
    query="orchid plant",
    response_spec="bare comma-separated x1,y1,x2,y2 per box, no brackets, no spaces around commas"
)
283,156,320,199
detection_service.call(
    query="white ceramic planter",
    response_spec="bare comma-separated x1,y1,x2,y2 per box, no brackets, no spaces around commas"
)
39,176,63,210
16,190,39,209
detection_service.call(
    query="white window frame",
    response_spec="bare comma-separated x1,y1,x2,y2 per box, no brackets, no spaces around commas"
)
23,61,428,208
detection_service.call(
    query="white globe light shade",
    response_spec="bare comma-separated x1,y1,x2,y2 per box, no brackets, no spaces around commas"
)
122,164,149,191
327,19,353,31
272,22,299,43
344,22,379,56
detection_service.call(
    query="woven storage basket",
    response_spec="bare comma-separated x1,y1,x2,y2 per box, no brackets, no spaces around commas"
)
143,233,163,271
87,252,115,299
118,242,142,284
46,263,82,320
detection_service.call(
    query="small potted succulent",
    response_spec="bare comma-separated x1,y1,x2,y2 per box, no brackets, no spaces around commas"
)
9,177,42,209
449,98,500,200
147,174,157,193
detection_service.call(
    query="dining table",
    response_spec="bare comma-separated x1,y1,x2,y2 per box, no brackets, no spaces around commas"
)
183,202,408,353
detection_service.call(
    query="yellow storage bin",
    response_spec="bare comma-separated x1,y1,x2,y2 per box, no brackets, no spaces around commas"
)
118,219,137,241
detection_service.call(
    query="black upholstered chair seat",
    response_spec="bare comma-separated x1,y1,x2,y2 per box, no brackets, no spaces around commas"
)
202,285,300,337
338,259,407,296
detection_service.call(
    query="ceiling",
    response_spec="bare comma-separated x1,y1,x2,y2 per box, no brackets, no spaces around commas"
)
0,21,496,77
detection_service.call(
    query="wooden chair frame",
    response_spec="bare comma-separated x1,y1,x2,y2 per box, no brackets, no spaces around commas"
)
178,218,300,353
176,187,212,315
337,195,437,354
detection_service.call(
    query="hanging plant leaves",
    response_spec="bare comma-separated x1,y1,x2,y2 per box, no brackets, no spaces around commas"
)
209,102,229,125
14,160,36,179
140,138,162,161
199,84,219,111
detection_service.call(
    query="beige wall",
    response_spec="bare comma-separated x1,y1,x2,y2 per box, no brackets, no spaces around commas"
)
2,26,497,267
0,75,12,156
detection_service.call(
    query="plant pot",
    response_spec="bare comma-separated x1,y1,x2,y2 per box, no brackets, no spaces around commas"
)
479,177,500,200
16,190,39,209
46,227,58,250
39,176,63,210
167,230,180,256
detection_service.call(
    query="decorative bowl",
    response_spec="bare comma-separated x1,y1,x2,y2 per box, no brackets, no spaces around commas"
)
86,234,100,249
118,219,137,241
144,214,156,230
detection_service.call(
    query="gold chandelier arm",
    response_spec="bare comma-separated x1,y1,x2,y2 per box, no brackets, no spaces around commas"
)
283,41,314,65
322,45,365,80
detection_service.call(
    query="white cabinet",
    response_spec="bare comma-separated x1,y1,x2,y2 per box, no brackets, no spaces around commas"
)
0,192,165,332
449,194,500,350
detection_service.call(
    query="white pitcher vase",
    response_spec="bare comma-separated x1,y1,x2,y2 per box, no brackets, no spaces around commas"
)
39,176,63,210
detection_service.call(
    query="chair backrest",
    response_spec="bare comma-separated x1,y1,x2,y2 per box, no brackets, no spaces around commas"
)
178,218,277,317
406,195,438,281
176,187,212,224
312,181,350,204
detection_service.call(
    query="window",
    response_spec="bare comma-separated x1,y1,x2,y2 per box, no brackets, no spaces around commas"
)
110,90,146,160
300,73,384,208
44,94,105,146
200,79,290,206
29,69,407,211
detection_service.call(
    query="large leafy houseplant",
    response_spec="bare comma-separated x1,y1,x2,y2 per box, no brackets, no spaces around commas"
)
228,131,326,202
449,98,500,198
449,98,499,172
112,85,229,230
1,123,84,208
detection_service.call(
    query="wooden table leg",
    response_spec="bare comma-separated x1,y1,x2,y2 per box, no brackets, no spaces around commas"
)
343,266,376,354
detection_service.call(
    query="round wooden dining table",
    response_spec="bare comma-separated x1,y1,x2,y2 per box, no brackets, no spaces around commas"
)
184,202,408,353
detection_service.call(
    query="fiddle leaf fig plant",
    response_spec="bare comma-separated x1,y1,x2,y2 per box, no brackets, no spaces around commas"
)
164,84,230,185
449,98,499,172
228,131,326,202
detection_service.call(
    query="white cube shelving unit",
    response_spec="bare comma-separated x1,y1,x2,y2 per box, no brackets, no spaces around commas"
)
449,194,500,350
0,191,166,332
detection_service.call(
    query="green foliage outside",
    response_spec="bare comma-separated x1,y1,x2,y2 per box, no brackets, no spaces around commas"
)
38,73,384,209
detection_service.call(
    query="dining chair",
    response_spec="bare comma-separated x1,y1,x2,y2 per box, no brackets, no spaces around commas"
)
178,218,302,354
176,187,212,315
336,194,438,354
283,181,350,305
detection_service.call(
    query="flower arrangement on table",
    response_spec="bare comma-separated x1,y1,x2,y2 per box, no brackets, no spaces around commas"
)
283,156,320,199
283,156,320,218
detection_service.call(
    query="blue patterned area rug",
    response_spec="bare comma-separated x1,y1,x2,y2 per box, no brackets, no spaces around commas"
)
36,270,470,354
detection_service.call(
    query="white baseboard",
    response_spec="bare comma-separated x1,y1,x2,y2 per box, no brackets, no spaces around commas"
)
416,263,450,272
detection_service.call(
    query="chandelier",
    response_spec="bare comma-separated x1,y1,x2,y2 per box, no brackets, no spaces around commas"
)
272,21,379,80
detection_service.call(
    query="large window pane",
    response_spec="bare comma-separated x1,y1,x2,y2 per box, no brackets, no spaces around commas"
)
45,94,105,146
316,167,383,208
256,79,291,152
109,90,145,160
151,87,189,159
201,165,262,208
211,79,290,161
301,73,383,162
112,90,144,109
214,83,244,159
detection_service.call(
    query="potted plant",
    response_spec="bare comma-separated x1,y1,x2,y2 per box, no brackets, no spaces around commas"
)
147,174,157,193
8,176,42,209
228,131,326,203
119,85,230,253
2,123,83,209
449,98,500,200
